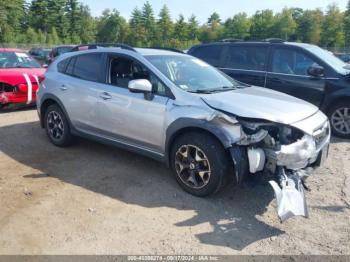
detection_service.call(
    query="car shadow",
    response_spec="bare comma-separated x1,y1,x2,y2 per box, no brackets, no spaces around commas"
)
0,121,284,251
0,104,36,114
330,137,349,144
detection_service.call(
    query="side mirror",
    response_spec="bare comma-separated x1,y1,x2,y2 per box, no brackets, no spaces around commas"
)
307,64,324,77
128,79,152,93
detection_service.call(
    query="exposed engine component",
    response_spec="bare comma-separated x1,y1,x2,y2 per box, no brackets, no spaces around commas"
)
247,148,266,173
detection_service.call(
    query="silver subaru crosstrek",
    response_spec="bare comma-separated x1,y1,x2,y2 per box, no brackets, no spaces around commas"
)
37,44,330,220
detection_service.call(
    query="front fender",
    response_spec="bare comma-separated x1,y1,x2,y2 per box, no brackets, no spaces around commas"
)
164,117,242,166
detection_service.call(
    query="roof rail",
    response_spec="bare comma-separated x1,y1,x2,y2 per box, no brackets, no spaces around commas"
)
264,38,285,43
147,47,184,54
219,38,243,43
70,43,137,53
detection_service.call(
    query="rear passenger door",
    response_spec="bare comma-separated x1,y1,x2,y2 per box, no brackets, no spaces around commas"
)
57,52,106,132
265,46,326,106
220,45,268,87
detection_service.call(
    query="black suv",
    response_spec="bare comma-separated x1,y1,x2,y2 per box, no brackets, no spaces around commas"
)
188,40,350,138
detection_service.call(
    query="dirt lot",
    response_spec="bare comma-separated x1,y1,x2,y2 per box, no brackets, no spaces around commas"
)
0,108,349,255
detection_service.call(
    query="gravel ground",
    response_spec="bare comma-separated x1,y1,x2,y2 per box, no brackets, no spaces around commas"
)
0,108,349,255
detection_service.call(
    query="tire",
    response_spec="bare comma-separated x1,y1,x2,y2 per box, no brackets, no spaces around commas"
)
328,101,350,139
44,104,73,147
170,132,233,197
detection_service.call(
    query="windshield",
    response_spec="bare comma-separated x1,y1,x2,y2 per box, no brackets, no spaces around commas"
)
0,52,41,69
303,45,350,74
146,55,242,93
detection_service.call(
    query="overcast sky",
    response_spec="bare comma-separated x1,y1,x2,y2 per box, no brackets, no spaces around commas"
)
80,0,349,22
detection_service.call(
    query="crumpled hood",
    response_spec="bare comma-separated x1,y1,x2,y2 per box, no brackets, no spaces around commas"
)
0,68,46,85
201,86,319,125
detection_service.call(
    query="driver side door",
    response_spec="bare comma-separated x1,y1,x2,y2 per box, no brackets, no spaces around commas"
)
265,46,326,107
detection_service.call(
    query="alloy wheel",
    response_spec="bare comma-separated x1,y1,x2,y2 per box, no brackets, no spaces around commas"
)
47,111,65,141
175,145,211,189
331,107,350,135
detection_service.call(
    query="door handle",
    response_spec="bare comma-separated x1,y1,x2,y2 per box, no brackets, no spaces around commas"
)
99,92,112,100
60,85,68,91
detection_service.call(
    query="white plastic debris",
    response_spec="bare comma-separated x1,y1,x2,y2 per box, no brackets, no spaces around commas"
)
269,174,308,222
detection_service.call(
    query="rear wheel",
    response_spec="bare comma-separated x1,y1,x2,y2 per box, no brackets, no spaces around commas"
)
170,132,232,197
328,101,350,139
44,104,73,147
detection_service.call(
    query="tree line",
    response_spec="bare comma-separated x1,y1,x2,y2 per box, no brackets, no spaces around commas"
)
1,0,350,50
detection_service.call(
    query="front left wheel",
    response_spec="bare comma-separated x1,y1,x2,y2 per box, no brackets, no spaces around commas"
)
44,104,73,147
170,132,233,197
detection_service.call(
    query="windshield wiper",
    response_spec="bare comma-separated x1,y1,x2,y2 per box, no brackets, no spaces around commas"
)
189,87,237,94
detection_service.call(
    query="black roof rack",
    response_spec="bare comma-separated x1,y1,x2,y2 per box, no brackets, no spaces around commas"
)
219,38,243,43
146,47,184,54
264,38,285,43
70,43,137,53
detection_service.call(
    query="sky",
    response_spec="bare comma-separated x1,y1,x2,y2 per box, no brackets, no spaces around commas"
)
81,0,349,23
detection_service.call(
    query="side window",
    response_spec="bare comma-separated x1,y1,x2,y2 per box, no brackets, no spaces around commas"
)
225,46,267,71
109,56,167,96
272,48,318,76
73,53,102,82
66,57,76,75
57,58,70,73
190,45,223,67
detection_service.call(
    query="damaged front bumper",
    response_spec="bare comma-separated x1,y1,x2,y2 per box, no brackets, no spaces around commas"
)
231,111,331,222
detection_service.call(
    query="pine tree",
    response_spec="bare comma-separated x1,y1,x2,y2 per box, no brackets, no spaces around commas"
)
0,0,26,43
321,4,345,50
188,15,199,41
28,0,49,33
224,12,251,40
157,5,173,46
129,7,146,46
141,1,157,46
250,10,275,40
173,14,188,47
344,0,350,45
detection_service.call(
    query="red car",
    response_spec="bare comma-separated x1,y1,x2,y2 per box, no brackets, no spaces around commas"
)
0,48,46,108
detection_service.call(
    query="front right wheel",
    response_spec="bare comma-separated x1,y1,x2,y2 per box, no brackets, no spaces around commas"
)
328,101,350,139
170,132,232,197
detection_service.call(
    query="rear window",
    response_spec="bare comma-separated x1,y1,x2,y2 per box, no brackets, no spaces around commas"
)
72,53,102,82
224,46,268,71
190,45,223,67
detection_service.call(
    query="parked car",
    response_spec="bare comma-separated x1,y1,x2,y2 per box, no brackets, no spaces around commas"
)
37,45,330,220
29,48,51,65
188,40,350,138
335,53,350,63
48,45,75,64
0,48,46,108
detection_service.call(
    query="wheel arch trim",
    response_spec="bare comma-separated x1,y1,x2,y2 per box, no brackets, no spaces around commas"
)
39,94,73,129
